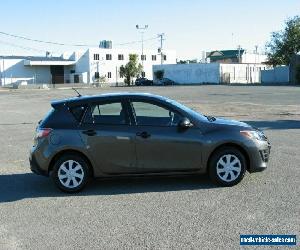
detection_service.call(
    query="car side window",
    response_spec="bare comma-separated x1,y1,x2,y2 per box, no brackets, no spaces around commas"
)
84,101,128,125
131,101,182,126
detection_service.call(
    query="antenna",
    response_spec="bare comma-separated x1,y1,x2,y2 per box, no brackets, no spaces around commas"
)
72,87,82,97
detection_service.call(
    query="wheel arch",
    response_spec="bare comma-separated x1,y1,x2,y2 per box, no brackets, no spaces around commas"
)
48,149,94,177
206,143,250,172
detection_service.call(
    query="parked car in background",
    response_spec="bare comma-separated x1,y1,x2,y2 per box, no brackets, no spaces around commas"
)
135,77,153,86
30,93,271,193
154,78,176,86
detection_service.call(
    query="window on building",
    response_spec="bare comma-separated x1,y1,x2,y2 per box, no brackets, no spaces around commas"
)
164,55,167,61
118,54,124,60
94,54,99,60
106,54,112,60
95,72,100,79
141,55,146,61
107,72,112,78
141,72,146,77
152,55,156,61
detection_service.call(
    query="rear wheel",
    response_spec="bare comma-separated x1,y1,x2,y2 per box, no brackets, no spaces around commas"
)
51,154,90,193
208,147,246,186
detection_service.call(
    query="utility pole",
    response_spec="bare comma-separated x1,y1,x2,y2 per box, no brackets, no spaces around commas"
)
158,33,165,64
2,57,5,86
136,24,148,68
237,45,241,63
0,56,2,86
254,45,258,64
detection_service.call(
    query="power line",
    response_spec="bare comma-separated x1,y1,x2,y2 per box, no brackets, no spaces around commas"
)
0,31,158,47
0,40,49,53
0,31,94,47
116,36,157,46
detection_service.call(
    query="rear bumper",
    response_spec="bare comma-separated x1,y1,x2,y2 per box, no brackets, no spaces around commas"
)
248,141,271,173
29,148,49,176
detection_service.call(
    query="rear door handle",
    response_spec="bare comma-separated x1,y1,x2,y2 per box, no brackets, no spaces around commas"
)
82,130,96,136
136,131,151,139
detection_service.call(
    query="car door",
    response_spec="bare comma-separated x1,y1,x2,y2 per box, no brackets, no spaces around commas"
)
129,99,203,173
79,99,136,174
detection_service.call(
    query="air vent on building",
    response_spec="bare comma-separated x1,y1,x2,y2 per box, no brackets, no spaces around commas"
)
99,40,112,49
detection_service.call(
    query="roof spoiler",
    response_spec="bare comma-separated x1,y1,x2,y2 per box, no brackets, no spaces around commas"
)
51,100,66,109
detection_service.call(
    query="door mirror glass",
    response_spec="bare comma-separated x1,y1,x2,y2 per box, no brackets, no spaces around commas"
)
178,117,193,128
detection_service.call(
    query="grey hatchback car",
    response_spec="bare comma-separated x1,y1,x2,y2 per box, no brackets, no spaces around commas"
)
30,93,271,192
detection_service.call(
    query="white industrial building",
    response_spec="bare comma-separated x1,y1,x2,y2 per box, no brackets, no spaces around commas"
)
153,63,271,84
0,47,176,86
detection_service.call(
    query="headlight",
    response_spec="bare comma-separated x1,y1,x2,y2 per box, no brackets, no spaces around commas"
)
240,130,267,141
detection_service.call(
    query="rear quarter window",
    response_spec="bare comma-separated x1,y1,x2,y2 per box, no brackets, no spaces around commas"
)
69,105,87,121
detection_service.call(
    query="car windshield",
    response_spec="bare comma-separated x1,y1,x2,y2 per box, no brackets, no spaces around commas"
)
165,98,207,121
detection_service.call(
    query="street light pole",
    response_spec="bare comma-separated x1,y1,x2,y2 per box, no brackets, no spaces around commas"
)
136,24,148,70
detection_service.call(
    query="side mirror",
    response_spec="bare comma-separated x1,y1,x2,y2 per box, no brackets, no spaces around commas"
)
178,117,193,129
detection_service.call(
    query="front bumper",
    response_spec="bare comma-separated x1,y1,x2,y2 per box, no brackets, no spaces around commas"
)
248,141,271,173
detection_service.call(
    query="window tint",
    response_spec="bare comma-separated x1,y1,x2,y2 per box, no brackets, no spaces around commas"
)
132,101,182,126
86,102,127,125
70,105,87,121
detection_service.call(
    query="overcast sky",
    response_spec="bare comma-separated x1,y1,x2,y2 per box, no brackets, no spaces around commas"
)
0,0,299,59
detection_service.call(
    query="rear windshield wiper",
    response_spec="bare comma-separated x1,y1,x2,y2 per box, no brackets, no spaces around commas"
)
205,115,216,122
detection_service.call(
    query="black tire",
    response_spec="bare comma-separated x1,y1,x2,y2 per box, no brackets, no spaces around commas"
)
51,153,91,193
208,147,246,186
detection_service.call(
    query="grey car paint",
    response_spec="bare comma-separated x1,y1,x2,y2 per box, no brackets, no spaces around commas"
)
30,93,270,179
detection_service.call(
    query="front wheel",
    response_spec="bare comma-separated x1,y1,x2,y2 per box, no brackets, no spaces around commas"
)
51,154,90,193
208,147,246,186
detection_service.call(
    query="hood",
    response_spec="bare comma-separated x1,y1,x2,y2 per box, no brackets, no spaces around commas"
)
212,117,251,128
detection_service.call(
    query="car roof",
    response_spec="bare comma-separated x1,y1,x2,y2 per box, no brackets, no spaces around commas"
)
51,92,168,108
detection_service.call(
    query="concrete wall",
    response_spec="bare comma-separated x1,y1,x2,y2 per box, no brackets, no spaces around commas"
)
0,59,51,86
153,63,220,84
220,63,268,84
261,66,289,84
153,63,269,84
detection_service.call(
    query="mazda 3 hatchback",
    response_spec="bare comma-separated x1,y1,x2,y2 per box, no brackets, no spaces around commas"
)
29,93,271,192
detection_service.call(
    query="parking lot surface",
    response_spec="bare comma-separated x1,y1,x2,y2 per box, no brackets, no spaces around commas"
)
0,85,299,249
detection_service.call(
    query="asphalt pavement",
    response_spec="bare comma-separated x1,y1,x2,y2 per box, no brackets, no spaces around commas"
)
0,85,299,249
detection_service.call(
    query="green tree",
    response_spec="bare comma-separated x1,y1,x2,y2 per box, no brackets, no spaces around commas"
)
266,16,300,66
119,54,143,86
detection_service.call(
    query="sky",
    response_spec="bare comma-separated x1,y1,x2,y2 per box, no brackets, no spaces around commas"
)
0,0,299,59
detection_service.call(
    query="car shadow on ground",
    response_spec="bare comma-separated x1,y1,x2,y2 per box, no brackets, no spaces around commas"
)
0,172,218,202
242,120,300,130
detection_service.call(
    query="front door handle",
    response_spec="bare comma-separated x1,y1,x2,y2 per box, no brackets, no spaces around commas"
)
82,130,96,136
136,131,151,139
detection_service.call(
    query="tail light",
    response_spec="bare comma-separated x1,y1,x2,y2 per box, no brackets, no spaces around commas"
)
35,128,52,139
